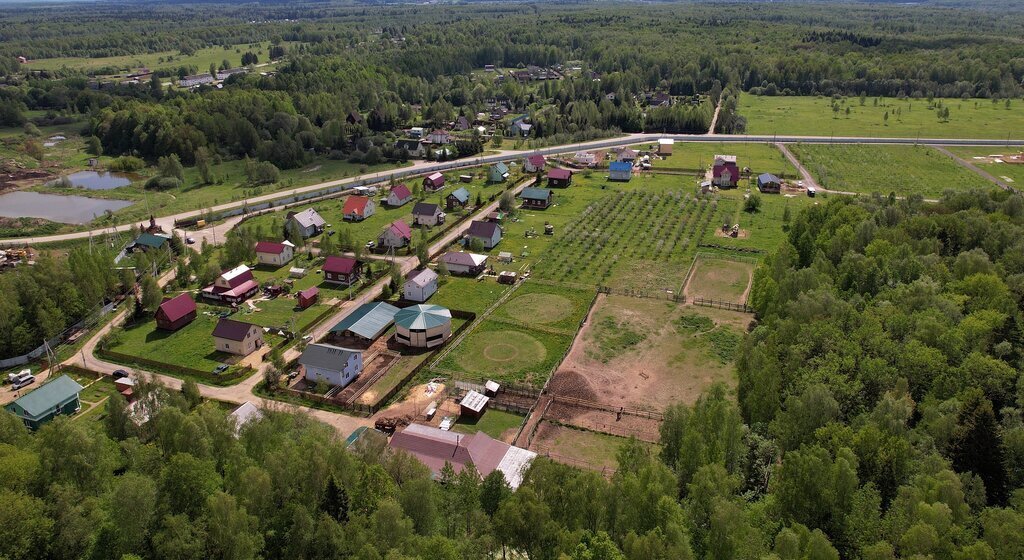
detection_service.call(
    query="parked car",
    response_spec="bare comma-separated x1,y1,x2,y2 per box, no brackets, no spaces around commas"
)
185,236,196,244
806,186,816,197
287,370,300,380
112,369,131,380
213,365,229,374
365,240,376,250
9,369,35,390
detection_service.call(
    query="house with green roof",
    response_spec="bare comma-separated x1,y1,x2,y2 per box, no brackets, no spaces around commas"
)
488,162,510,183
5,375,83,430
520,187,553,210
130,232,171,253
447,187,471,211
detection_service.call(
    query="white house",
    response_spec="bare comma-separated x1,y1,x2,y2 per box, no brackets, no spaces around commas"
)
287,208,326,238
524,154,546,173
412,202,444,227
378,220,413,249
440,252,488,276
299,343,363,388
387,184,414,207
404,268,439,302
465,220,502,250
427,129,451,144
574,151,597,166
254,240,294,267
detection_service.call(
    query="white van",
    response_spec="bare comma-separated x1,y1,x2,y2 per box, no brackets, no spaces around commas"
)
8,369,35,390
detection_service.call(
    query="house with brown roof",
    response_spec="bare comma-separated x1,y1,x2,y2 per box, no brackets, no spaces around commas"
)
465,220,502,249
440,252,488,276
386,184,413,207
202,265,259,304
322,256,362,286
255,240,294,267
547,168,573,188
155,293,197,331
212,318,263,356
427,130,451,145
342,195,375,221
297,287,319,309
422,172,446,192
378,220,413,249
389,423,537,489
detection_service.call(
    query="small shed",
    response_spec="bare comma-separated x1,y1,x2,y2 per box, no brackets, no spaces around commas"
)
498,270,517,284
497,251,513,263
460,390,490,419
297,286,319,309
484,380,500,397
657,138,674,155
289,267,307,278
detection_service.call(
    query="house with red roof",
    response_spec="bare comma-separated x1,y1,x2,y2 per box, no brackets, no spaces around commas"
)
155,293,197,331
255,240,294,267
547,168,573,188
712,154,740,188
297,287,319,309
524,154,547,173
378,220,413,249
386,184,413,207
201,265,259,304
422,172,446,192
342,195,376,221
322,256,362,286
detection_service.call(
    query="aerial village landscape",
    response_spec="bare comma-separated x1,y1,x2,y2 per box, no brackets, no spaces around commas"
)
1,1,1024,558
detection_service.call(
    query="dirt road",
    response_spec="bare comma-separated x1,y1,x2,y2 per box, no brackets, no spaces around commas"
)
932,146,1018,193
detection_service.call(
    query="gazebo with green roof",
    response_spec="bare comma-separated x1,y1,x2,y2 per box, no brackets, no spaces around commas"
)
394,304,453,348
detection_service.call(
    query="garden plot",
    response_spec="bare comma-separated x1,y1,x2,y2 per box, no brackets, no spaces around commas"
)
701,190,809,253
531,190,717,292
549,294,747,416
682,255,756,304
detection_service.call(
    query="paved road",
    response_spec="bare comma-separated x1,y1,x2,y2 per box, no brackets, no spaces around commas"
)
5,132,1023,246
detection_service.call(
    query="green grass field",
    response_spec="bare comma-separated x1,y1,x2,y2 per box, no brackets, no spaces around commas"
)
430,276,510,315
453,409,525,441
490,282,593,333
701,189,812,253
437,319,574,386
947,146,1024,186
641,141,797,178
741,95,1024,139
789,144,995,197
26,41,291,74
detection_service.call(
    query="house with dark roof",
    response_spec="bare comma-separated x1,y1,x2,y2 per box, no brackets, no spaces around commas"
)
346,111,363,125
412,203,444,227
386,184,414,207
378,220,413,249
342,195,375,221
287,208,326,238
156,293,197,331
609,161,633,182
5,375,83,430
129,232,171,253
297,286,319,309
322,256,362,286
300,343,363,388
446,187,471,211
757,173,782,194
423,172,446,192
202,265,259,304
330,301,400,342
520,187,553,210
712,155,740,188
255,240,294,266
389,423,537,489
524,154,546,173
394,139,426,159
547,168,573,188
212,318,263,356
440,252,488,276
455,116,470,131
465,220,502,249
488,162,510,183
404,268,439,302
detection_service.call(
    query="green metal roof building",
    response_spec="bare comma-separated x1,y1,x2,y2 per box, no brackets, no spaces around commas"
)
330,301,400,341
394,304,453,348
132,232,170,251
5,374,84,430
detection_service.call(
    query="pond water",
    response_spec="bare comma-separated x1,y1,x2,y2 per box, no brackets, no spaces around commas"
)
0,191,133,224
51,170,136,190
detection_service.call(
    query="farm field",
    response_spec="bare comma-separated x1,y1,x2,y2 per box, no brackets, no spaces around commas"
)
453,409,524,442
645,141,797,178
947,146,1024,185
683,255,755,304
788,144,995,197
530,422,645,473
25,41,292,73
550,294,747,411
741,95,1024,139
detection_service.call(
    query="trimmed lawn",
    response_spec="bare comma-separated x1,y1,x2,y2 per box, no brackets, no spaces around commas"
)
701,189,809,253
490,282,594,333
79,379,119,404
642,141,797,178
453,409,525,442
789,144,994,198
437,319,574,386
741,95,1024,139
233,296,330,330
430,276,510,315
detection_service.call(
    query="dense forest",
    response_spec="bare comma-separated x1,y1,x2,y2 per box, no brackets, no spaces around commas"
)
2,190,1023,560
2,2,1024,168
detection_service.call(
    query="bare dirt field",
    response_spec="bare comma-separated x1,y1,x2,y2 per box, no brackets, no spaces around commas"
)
547,294,750,416
682,256,755,304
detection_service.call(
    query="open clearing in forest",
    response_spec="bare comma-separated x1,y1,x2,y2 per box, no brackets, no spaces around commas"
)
530,421,649,473
546,294,748,431
741,95,1024,139
682,255,755,304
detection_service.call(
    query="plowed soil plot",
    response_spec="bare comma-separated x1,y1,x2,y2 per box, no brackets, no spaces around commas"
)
549,294,750,415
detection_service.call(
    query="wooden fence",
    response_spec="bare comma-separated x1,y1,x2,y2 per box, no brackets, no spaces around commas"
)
97,349,253,386
690,297,754,313
549,394,665,421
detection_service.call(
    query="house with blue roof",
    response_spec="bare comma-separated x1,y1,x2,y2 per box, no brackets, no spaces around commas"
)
488,162,511,183
329,301,400,343
609,161,633,182
5,375,83,430
447,187,471,211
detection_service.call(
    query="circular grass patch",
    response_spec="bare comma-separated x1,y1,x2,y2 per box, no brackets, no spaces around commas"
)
455,330,547,374
502,293,574,325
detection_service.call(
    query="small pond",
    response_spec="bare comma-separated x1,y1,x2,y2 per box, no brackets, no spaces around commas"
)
49,170,136,190
0,191,133,224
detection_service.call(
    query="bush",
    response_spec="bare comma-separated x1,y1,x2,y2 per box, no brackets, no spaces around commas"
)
145,176,182,190
108,156,146,172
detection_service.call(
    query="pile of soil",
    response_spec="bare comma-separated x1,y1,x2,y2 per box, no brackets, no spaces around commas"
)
547,370,598,400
